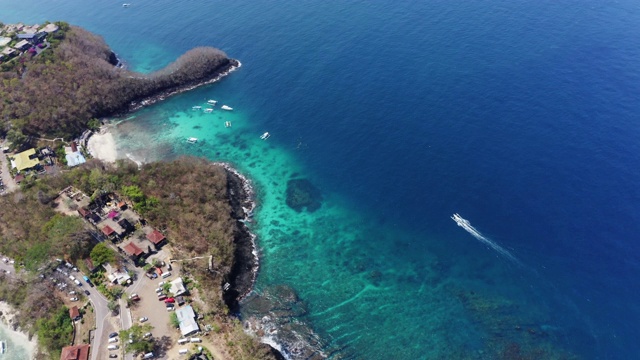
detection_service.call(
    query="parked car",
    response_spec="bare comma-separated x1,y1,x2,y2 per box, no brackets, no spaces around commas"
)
155,287,163,293
109,332,118,338
164,297,175,303
158,281,165,286
84,290,90,296
158,295,167,301
139,317,148,323
109,355,118,358
69,291,76,295
143,332,152,338
129,294,140,301
70,297,78,302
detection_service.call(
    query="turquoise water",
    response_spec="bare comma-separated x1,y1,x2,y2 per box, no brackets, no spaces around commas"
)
3,0,640,358
0,319,33,360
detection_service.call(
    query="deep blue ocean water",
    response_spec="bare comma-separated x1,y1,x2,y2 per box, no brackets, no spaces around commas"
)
3,0,640,358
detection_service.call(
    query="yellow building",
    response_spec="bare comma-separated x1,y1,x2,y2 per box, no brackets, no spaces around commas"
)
12,148,39,172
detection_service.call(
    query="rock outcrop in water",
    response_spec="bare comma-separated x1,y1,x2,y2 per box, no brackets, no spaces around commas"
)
286,179,323,212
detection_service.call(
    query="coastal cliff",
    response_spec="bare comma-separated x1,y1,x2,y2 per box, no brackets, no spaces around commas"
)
0,23,239,140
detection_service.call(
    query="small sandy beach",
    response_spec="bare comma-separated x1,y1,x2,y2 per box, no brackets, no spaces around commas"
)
87,129,118,163
0,302,38,359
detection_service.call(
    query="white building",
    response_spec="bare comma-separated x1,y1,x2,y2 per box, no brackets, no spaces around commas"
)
176,305,199,336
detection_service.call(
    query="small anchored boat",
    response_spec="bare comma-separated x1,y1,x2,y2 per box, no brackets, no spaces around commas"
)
221,105,233,111
203,108,214,113
186,137,198,144
260,132,270,140
192,106,202,110
122,3,131,7
225,121,231,128
207,100,217,105
1,340,5,354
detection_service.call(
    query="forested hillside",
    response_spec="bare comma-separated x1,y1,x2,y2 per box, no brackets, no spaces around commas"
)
0,24,235,141
0,158,274,359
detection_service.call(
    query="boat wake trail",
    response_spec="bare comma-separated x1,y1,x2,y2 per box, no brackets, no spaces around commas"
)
452,213,521,264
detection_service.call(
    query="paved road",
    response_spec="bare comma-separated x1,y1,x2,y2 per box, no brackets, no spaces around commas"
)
86,280,111,360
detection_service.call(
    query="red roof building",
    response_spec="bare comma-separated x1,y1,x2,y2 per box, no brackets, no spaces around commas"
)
60,344,90,360
146,229,166,245
69,306,81,320
77,207,90,218
123,242,144,257
101,225,115,236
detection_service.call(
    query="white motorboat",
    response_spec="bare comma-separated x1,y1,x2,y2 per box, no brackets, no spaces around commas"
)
1,340,6,353
225,121,231,128
186,137,198,144
203,108,213,113
192,106,201,110
221,105,233,111
122,3,131,7
260,132,270,140
207,100,217,105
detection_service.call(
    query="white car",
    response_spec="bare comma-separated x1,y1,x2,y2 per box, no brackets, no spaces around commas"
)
155,287,163,293
69,291,76,295
139,317,148,323
9,260,15,264
2,258,7,263
143,332,152,338
70,297,78,302
158,281,165,286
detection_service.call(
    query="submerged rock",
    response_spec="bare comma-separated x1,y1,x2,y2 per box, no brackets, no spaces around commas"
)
286,179,323,212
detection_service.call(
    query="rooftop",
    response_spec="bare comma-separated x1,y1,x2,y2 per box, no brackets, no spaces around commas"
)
146,229,166,244
176,305,199,336
123,242,144,256
65,152,86,167
11,148,39,172
69,306,80,320
170,277,187,296
60,344,90,360
42,23,59,33
101,225,115,236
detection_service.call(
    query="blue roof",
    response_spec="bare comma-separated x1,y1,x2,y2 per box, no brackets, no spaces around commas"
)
65,152,86,167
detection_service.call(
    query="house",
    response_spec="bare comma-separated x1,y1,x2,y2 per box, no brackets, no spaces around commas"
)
88,213,101,224
14,39,31,51
1,47,16,59
175,305,199,336
118,218,134,234
123,242,145,259
17,33,35,40
146,229,167,248
60,344,90,360
42,23,59,33
31,32,47,45
69,306,81,321
11,148,39,172
65,144,86,167
0,36,10,47
22,24,40,34
169,277,187,296
117,201,127,210
104,264,131,285
101,225,116,237
77,207,90,219
84,258,99,273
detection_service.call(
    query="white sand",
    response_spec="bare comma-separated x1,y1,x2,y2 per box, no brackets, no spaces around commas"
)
87,130,118,163
0,302,38,359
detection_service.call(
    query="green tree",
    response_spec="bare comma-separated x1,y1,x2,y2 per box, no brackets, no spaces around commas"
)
169,312,179,328
36,306,73,356
122,185,145,203
90,243,115,265
120,324,154,354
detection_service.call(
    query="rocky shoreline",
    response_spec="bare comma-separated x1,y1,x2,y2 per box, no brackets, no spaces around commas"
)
217,162,259,312
125,58,241,114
